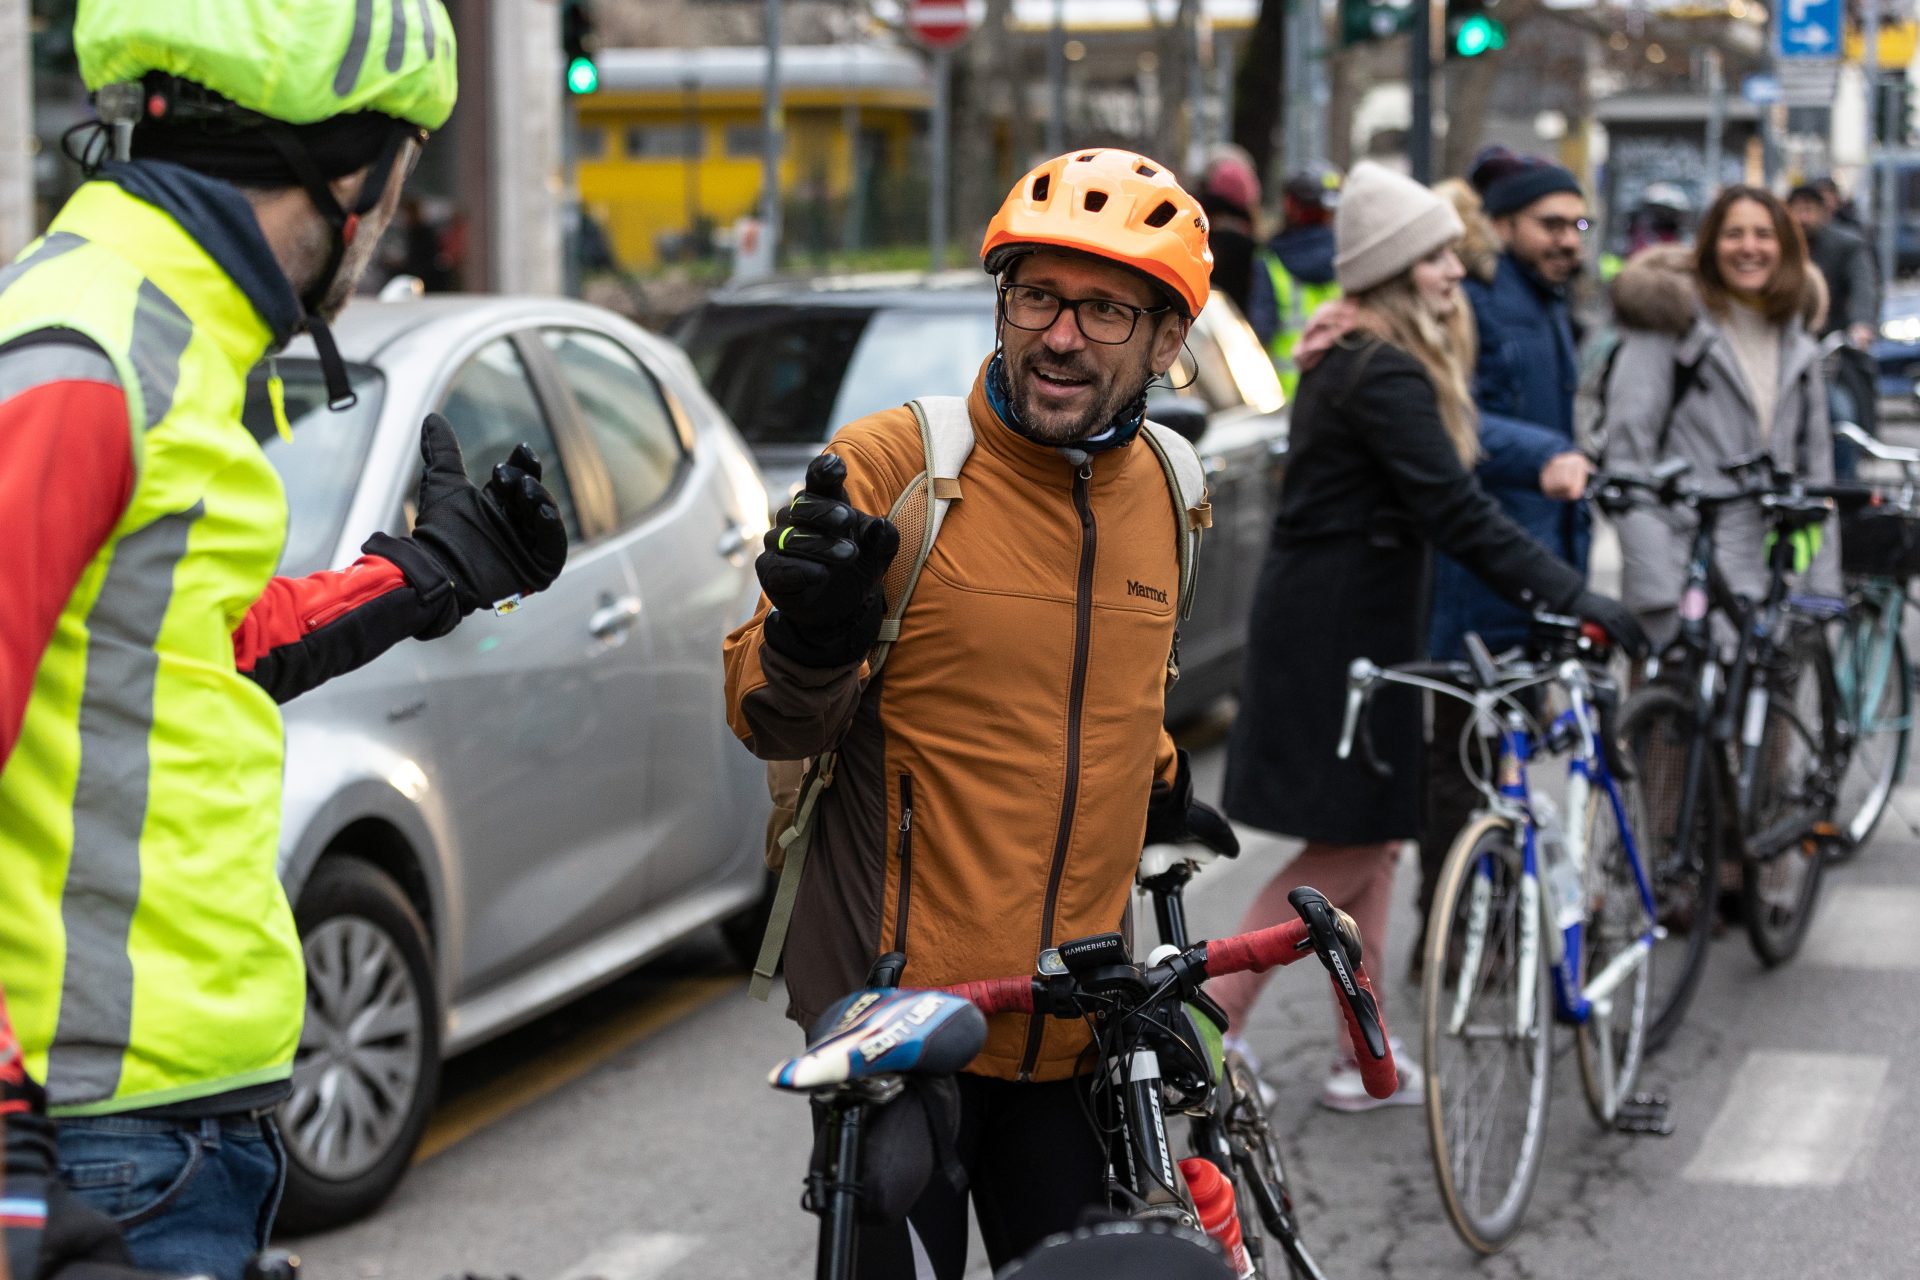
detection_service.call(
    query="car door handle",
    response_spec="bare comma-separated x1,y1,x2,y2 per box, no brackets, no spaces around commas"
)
717,521,749,560
589,595,643,640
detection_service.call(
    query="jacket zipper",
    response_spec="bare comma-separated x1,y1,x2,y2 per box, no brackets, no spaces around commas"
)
892,772,914,952
1020,465,1097,1079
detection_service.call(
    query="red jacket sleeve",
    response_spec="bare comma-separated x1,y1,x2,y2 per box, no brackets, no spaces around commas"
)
0,374,135,769
232,553,449,704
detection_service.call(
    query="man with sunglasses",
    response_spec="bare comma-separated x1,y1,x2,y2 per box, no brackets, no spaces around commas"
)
1418,147,1598,946
0,6,567,1278
724,150,1237,1279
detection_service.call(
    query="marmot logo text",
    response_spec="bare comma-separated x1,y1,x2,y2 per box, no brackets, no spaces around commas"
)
1127,580,1168,604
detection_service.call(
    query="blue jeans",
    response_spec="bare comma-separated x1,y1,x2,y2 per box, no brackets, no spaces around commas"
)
56,1112,286,1280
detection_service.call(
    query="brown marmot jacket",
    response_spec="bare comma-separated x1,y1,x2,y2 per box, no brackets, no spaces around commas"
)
723,363,1184,1082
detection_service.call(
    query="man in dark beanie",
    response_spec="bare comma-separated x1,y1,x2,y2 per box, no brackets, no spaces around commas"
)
1419,145,1594,949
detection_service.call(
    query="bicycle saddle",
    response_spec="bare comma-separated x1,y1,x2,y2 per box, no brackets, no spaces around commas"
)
1138,840,1222,884
770,988,986,1091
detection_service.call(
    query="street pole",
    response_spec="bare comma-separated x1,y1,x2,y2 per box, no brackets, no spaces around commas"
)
1409,0,1433,181
487,0,564,295
1704,48,1725,196
1307,0,1329,167
1284,0,1306,174
931,46,951,270
0,0,31,258
761,0,784,273
1049,0,1066,155
1187,4,1206,174
1864,0,1895,303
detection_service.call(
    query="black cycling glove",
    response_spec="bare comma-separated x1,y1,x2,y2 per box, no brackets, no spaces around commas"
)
758,452,900,668
1564,588,1651,661
1143,747,1240,857
366,414,569,638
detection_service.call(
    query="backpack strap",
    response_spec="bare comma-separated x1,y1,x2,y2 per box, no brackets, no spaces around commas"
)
750,398,973,1002
1141,422,1210,621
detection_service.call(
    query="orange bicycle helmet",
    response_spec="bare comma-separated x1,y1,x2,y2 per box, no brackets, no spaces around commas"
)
982,149,1213,317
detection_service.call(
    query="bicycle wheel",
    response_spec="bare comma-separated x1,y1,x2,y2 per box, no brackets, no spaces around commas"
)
1218,1052,1320,1280
1832,594,1911,856
1739,623,1837,966
1574,774,1653,1127
1422,815,1551,1255
1616,682,1722,1052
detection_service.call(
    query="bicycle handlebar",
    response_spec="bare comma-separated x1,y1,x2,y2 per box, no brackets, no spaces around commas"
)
940,893,1399,1100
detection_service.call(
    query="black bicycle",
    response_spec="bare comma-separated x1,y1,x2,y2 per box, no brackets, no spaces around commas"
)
769,888,1397,1279
1598,455,1850,1047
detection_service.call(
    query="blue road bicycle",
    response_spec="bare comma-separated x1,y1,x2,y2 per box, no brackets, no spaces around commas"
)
1338,615,1660,1253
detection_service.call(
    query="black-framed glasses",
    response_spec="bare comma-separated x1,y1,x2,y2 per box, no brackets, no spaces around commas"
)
1523,213,1592,238
998,282,1170,345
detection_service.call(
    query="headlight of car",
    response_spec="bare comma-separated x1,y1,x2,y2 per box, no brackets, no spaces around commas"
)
1881,315,1920,345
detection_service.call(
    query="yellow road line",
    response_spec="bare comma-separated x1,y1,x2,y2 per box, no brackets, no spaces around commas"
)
413,974,741,1164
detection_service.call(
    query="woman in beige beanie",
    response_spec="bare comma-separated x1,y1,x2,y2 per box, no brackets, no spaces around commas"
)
1213,163,1645,1112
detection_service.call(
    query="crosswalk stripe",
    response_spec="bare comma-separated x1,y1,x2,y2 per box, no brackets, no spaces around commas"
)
1683,1050,1888,1186
1799,885,1920,969
554,1231,702,1280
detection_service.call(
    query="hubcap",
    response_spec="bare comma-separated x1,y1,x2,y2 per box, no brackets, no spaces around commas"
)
282,917,426,1181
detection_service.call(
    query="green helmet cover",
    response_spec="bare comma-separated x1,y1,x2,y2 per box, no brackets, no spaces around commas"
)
76,0,458,131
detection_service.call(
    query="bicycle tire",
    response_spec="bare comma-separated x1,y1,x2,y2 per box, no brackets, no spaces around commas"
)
1616,681,1722,1053
1738,623,1837,966
1573,773,1654,1127
1218,1052,1321,1280
1422,814,1551,1255
1832,596,1911,857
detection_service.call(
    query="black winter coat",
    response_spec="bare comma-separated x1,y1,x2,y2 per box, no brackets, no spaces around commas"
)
1222,338,1586,843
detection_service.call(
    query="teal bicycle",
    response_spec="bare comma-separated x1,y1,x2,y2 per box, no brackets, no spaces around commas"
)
1830,421,1920,856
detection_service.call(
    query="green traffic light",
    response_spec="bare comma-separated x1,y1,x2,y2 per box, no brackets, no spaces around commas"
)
567,55,599,94
1454,14,1505,57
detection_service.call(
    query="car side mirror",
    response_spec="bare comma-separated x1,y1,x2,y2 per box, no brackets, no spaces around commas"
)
1151,397,1209,445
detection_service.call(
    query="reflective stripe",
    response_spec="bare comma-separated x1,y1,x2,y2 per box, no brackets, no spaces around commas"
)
130,281,192,431
0,232,87,298
0,341,118,402
43,504,204,1108
386,0,409,73
415,0,436,59
335,0,377,97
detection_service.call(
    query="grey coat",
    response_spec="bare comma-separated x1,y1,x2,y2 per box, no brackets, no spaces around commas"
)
1601,245,1840,628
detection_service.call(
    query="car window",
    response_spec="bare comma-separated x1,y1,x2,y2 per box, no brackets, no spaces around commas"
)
542,328,686,525
680,306,871,445
1203,302,1286,414
827,307,999,427
246,361,384,576
438,338,581,542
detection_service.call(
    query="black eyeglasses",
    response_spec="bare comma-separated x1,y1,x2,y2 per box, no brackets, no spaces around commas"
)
1523,213,1592,238
999,283,1170,345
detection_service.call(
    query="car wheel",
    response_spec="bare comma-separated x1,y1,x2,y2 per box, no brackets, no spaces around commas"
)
276,856,440,1234
719,870,779,971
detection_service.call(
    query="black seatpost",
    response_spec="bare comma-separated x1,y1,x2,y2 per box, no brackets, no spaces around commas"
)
1145,863,1194,950
817,1101,868,1280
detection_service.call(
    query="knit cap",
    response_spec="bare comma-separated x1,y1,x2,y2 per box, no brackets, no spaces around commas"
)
1469,145,1582,217
1334,162,1465,294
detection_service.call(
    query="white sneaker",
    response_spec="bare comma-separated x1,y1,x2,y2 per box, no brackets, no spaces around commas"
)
1318,1037,1424,1114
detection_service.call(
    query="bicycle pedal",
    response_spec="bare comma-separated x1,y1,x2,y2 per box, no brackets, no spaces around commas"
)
1614,1091,1675,1137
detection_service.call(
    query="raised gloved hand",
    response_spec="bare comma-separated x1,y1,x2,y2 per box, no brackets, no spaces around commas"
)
365,414,568,637
757,452,900,668
1143,747,1240,857
1566,588,1651,661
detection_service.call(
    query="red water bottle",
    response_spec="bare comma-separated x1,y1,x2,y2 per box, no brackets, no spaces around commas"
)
1178,1156,1255,1278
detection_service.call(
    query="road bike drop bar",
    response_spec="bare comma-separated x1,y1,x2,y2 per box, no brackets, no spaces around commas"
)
939,889,1399,1101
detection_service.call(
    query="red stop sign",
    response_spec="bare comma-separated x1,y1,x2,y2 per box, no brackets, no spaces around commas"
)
908,0,975,50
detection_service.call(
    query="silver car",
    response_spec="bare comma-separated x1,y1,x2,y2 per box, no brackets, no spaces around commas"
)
254,297,773,1231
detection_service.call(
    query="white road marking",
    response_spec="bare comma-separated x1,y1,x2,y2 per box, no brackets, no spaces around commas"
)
553,1232,702,1280
1683,1051,1889,1187
1799,886,1920,969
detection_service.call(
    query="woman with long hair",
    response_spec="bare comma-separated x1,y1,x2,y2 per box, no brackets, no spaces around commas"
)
1214,163,1644,1111
1603,184,1839,643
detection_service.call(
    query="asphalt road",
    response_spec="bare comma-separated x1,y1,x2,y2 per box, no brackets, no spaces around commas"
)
286,718,1920,1280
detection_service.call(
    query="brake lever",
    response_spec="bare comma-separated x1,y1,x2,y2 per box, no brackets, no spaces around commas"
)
1286,886,1387,1061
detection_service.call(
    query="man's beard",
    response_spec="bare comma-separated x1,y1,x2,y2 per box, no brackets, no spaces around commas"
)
1009,346,1155,445
1528,245,1581,285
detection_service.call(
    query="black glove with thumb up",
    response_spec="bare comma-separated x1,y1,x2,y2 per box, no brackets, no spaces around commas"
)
365,414,569,638
758,452,900,668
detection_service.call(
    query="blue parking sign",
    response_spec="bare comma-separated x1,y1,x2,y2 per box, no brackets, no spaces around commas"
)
1777,0,1843,59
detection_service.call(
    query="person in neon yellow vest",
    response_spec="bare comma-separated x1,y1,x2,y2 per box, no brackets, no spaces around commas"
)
1249,172,1344,398
0,5,566,1277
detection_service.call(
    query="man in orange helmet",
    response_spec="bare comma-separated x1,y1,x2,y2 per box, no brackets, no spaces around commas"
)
723,150,1238,1276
